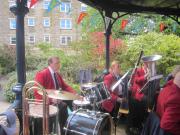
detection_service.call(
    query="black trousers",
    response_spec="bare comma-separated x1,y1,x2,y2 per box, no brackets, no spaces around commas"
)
127,96,148,130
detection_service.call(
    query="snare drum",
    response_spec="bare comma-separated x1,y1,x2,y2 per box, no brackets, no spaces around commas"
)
85,82,110,103
29,104,58,135
64,109,113,135
73,98,91,110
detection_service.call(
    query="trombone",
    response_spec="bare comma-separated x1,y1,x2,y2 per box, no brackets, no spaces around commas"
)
22,81,49,135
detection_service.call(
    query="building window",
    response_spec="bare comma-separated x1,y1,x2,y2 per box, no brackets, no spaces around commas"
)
60,36,72,45
9,18,16,29
81,3,87,11
44,35,50,43
60,19,72,29
28,17,35,26
10,36,16,45
43,0,50,9
9,0,16,7
29,35,35,44
60,2,71,12
43,18,50,27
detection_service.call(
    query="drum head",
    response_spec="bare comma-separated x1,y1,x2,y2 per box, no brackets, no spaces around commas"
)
64,109,112,135
73,99,90,106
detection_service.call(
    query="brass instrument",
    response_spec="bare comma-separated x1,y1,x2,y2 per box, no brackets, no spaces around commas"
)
138,54,162,93
22,81,49,135
141,54,162,77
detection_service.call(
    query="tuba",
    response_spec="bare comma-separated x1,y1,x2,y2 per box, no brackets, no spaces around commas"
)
141,55,162,77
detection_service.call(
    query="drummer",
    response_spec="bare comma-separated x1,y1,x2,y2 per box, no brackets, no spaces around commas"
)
102,60,124,117
34,56,77,135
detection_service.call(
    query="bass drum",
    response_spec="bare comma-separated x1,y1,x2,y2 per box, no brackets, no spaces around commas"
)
64,109,113,135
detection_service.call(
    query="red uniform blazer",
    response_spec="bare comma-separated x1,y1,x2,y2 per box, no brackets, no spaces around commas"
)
102,73,119,112
34,67,76,100
130,67,147,101
156,80,180,135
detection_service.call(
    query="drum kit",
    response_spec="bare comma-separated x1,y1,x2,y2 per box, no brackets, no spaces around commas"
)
63,82,112,135
23,81,113,135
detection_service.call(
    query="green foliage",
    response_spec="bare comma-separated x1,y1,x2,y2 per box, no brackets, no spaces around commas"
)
81,8,104,34
81,8,180,39
4,70,38,103
0,45,16,74
115,32,180,75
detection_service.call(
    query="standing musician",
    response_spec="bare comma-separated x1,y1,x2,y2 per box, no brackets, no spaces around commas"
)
126,63,149,135
101,60,124,117
34,56,77,135
156,72,180,135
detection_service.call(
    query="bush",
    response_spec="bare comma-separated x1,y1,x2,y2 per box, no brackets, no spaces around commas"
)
4,70,38,103
115,32,180,76
0,45,16,74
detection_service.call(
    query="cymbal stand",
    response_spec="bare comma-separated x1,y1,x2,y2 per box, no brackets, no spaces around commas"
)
89,91,97,115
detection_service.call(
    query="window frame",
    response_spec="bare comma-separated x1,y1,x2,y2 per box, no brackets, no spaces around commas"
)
10,36,16,45
60,35,72,45
28,35,35,44
8,0,16,8
60,2,71,13
43,17,50,27
59,18,72,29
81,3,87,12
9,18,16,29
43,0,50,9
27,17,35,27
44,34,50,43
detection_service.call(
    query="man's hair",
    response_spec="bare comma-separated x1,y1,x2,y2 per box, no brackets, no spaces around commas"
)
109,60,119,73
174,71,180,88
111,60,119,68
48,56,59,65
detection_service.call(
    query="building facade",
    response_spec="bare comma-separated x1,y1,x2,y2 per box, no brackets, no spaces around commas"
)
0,0,87,47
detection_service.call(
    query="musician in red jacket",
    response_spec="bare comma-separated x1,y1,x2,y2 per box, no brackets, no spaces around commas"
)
127,63,149,135
156,71,180,135
102,61,124,117
34,56,76,135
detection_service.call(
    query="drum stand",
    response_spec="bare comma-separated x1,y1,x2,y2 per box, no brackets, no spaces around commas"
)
89,94,98,114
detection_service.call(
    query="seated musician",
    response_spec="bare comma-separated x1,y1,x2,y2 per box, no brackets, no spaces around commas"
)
156,71,180,135
101,60,124,117
127,63,149,135
34,56,77,135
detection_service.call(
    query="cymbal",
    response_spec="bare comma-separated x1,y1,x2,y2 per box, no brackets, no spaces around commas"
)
81,82,97,90
38,90,81,100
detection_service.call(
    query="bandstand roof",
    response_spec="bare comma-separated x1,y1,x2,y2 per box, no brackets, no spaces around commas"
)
78,0,180,16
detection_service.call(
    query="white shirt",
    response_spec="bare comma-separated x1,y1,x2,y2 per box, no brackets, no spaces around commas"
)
48,66,56,88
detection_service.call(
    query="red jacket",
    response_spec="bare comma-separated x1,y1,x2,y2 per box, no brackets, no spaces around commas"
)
130,67,147,101
156,80,180,135
102,73,119,112
34,67,76,100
